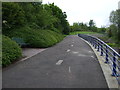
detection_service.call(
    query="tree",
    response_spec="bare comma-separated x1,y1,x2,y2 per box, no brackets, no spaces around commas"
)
2,2,25,34
45,3,70,34
88,20,97,32
2,2,70,35
70,22,90,32
109,9,120,42
72,22,81,31
97,27,106,33
89,20,95,27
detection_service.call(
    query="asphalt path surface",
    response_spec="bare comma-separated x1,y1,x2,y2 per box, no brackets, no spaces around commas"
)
3,35,108,88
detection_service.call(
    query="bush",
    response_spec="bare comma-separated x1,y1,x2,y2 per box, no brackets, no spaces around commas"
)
7,26,64,48
107,43,120,47
2,35,22,67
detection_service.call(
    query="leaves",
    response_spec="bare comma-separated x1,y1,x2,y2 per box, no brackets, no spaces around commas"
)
2,35,22,67
109,9,120,42
2,2,70,35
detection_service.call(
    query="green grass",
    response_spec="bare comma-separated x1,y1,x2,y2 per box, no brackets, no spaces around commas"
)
69,31,99,35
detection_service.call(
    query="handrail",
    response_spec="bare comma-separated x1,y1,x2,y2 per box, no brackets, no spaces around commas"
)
78,34,120,85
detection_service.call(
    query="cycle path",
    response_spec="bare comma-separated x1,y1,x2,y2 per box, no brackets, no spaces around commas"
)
3,35,108,88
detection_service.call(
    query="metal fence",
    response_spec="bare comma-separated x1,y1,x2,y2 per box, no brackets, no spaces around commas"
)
78,34,120,84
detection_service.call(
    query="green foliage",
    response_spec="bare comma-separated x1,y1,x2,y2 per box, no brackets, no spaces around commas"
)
2,2,25,33
2,35,22,67
107,24,117,38
70,22,89,32
2,2,68,67
109,9,120,42
88,20,98,32
44,3,70,34
7,26,64,48
109,10,120,25
70,20,107,33
97,27,106,33
26,30,64,48
89,20,95,27
0,35,2,66
69,31,99,35
2,2,70,35
107,43,117,47
70,20,101,33
90,26,98,32
98,36,109,42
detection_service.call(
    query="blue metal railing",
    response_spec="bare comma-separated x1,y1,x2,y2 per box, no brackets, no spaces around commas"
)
78,34,120,84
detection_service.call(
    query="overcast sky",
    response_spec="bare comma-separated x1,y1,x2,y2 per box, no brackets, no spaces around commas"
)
43,0,120,27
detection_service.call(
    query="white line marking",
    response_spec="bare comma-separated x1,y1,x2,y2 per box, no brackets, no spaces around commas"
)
88,51,93,53
56,60,63,65
91,56,94,58
78,54,86,57
72,51,79,54
69,66,71,73
67,49,70,52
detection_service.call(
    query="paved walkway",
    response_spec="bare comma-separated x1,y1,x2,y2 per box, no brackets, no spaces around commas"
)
3,35,108,88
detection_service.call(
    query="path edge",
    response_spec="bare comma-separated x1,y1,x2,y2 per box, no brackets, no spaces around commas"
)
18,49,46,63
80,37,119,89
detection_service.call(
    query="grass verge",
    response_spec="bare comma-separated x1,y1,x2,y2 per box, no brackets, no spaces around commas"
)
69,31,99,35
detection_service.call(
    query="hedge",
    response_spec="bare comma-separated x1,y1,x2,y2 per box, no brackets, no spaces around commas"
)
8,26,64,48
2,35,22,67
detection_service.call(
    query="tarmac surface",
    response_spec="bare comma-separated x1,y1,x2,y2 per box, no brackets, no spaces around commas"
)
2,35,108,88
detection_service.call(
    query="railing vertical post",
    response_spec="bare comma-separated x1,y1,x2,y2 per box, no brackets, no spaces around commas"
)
92,38,95,47
87,36,89,43
112,52,117,76
105,46,109,63
97,42,100,52
89,36,91,42
100,42,103,56
95,39,97,49
94,38,96,48
90,37,92,44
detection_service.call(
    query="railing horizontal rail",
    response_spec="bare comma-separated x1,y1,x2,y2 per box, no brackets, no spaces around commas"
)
78,34,120,85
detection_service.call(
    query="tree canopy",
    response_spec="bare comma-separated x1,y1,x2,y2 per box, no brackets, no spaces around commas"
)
2,2,70,35
109,9,120,42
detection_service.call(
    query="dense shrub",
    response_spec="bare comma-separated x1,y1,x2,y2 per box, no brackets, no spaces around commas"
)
2,35,22,67
26,30,63,47
7,26,64,48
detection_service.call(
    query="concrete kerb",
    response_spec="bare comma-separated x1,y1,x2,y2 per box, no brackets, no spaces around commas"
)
17,49,46,63
80,37,119,89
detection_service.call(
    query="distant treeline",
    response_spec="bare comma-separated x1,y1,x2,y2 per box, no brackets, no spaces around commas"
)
70,20,106,33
